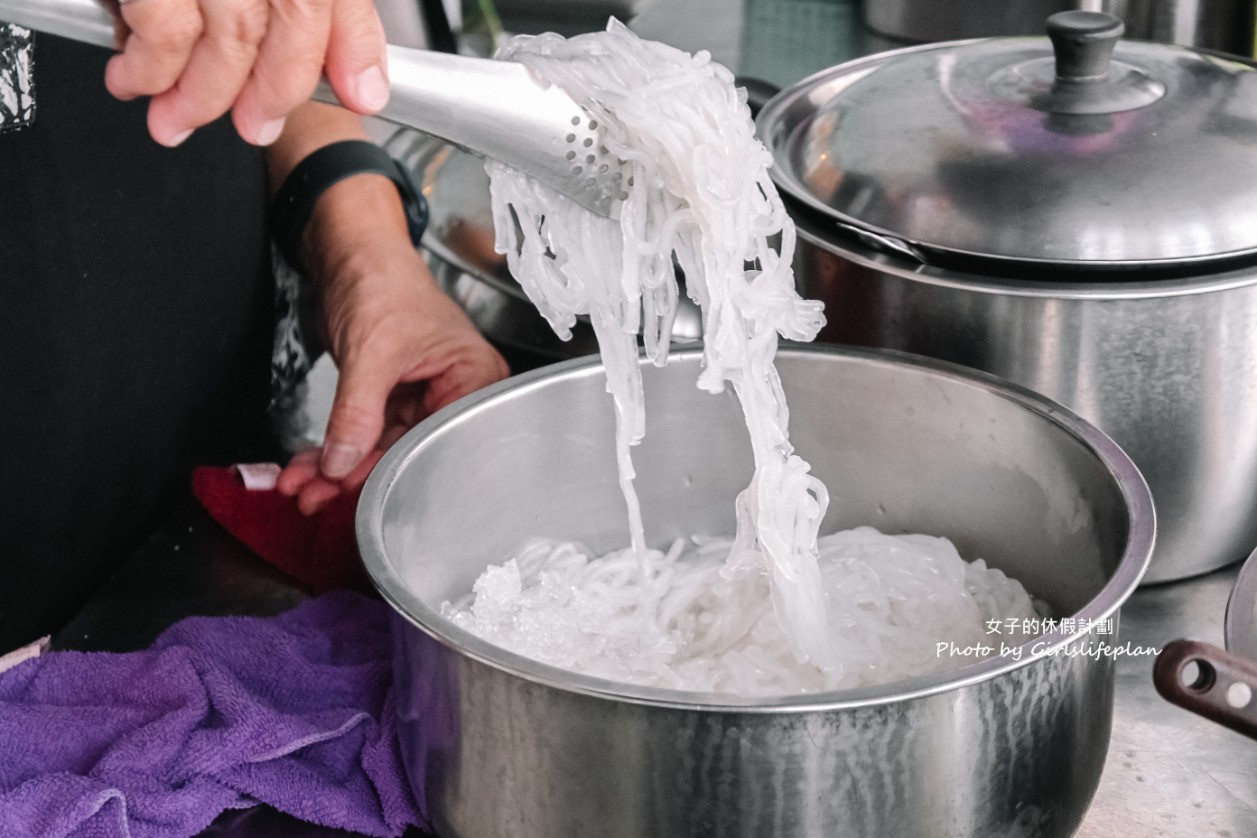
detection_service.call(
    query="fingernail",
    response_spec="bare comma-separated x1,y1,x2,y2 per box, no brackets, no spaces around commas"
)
255,116,286,146
322,444,363,479
162,128,194,148
353,64,389,112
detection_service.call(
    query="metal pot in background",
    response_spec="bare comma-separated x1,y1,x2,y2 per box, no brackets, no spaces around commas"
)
864,0,1077,42
385,130,703,362
757,12,1257,582
790,223,1257,586
489,0,660,37
864,0,1256,56
1101,0,1257,56
359,346,1154,838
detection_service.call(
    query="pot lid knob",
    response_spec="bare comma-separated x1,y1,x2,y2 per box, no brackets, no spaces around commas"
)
989,11,1166,114
1047,11,1124,81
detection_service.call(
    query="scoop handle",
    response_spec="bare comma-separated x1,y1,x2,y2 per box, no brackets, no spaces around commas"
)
0,0,116,47
1153,639,1257,741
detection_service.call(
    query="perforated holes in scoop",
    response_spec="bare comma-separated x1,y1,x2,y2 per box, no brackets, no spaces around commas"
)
560,113,624,209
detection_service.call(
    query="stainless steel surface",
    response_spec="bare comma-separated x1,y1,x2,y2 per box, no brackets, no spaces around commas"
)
864,0,1256,56
761,20,1257,583
50,324,1253,835
1226,551,1257,656
18,0,1254,830
0,0,114,44
385,131,703,359
792,216,1257,584
1153,547,1257,740
1078,565,1257,837
0,0,625,218
493,0,661,38
54,503,1257,835
1151,638,1257,740
359,345,1154,837
757,23,1257,268
1098,0,1257,57
864,0,1076,41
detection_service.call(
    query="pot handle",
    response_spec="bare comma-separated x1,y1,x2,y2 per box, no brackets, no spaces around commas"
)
1153,639,1257,740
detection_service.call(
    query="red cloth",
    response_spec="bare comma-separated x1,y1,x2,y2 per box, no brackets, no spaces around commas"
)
191,466,369,593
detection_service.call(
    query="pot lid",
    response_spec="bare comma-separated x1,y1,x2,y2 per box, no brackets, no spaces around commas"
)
758,12,1257,268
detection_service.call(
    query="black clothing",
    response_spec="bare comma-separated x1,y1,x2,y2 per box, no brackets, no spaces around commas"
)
0,35,275,648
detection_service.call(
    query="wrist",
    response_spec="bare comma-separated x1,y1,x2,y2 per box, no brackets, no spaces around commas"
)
270,140,429,274
304,174,411,274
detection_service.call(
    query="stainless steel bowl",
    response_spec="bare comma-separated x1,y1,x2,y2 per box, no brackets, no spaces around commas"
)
358,345,1154,837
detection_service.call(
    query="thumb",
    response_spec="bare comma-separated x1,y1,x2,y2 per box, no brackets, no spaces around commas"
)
323,0,390,115
322,355,395,480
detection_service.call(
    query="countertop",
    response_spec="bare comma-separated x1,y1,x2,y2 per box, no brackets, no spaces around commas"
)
53,1,1257,836
55,492,1257,837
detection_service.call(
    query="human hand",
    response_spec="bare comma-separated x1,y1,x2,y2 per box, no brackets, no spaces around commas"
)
104,0,389,147
277,236,509,515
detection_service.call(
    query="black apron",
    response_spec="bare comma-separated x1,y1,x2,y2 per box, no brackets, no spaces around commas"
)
0,34,275,648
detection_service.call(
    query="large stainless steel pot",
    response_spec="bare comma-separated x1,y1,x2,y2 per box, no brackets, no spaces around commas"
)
865,0,1076,42
758,12,1257,583
865,0,1256,56
358,345,1154,837
789,219,1257,585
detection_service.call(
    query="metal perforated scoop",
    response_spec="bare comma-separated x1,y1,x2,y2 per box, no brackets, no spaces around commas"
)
0,0,624,217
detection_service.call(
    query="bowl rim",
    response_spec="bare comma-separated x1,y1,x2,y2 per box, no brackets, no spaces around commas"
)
357,343,1156,712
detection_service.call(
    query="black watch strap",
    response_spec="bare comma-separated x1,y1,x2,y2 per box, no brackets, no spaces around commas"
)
271,140,429,271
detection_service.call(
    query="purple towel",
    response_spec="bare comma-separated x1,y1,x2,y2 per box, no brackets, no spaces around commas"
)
0,592,423,838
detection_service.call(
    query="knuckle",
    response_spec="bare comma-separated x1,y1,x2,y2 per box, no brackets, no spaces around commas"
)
329,401,380,434
155,9,204,53
269,0,334,31
225,0,269,46
289,0,336,16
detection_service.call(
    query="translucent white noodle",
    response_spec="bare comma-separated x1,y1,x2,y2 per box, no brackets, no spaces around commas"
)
443,528,1043,695
486,20,833,665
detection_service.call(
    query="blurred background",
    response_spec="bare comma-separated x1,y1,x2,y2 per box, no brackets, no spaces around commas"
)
464,0,1256,87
